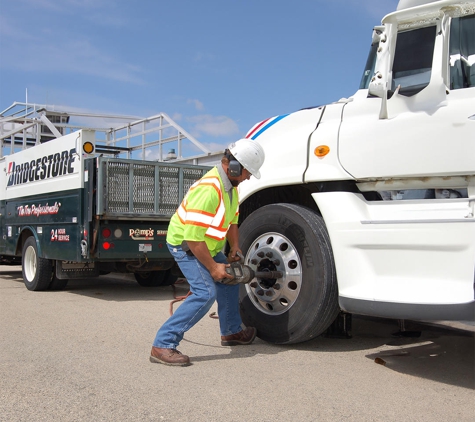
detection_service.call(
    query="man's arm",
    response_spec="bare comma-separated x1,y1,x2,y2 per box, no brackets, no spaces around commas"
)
187,241,233,281
226,224,242,262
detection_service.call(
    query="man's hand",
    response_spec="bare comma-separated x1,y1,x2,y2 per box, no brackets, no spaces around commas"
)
186,240,234,282
209,262,234,282
227,247,244,263
226,224,242,263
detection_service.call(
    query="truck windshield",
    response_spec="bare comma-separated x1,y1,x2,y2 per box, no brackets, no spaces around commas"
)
359,42,378,89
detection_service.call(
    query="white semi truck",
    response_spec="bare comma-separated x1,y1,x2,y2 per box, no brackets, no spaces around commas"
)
236,0,475,343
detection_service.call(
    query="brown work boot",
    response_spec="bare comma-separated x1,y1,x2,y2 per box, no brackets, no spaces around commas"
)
150,347,191,366
221,327,257,346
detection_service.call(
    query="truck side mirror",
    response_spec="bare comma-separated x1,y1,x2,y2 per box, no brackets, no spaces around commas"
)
368,25,391,99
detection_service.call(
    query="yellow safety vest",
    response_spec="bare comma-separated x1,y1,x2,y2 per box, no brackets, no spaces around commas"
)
166,167,239,256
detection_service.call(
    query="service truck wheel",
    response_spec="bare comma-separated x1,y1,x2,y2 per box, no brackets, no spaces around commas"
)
239,204,340,344
22,237,53,291
49,275,69,290
134,269,175,287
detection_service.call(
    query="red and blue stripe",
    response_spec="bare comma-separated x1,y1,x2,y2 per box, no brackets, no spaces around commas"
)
245,114,289,140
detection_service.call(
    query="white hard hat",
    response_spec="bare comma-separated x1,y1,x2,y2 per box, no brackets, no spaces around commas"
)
229,139,265,179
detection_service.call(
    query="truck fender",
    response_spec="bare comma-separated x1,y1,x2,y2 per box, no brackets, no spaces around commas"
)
17,226,43,258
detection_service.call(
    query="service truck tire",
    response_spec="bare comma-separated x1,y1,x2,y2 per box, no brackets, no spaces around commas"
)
49,275,69,290
239,204,340,344
22,237,53,291
134,269,176,287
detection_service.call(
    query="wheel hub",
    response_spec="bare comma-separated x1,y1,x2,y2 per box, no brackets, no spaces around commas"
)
24,245,37,282
244,232,302,315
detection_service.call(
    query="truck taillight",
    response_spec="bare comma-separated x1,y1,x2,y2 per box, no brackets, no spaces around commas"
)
102,241,113,250
102,228,112,238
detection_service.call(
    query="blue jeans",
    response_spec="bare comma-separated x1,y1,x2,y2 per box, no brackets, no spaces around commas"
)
153,243,243,349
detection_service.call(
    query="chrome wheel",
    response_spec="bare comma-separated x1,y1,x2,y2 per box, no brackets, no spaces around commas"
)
244,232,302,315
239,204,340,344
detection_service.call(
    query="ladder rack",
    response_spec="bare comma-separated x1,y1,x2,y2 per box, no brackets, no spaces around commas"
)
0,102,224,166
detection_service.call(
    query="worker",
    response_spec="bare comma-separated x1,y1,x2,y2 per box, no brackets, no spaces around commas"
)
150,139,266,366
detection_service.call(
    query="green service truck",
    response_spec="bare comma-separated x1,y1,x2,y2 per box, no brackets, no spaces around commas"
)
0,129,209,290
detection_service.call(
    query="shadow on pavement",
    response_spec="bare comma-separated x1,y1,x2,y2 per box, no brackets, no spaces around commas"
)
361,318,475,390
3,267,473,389
183,315,475,392
0,268,23,280
1,267,185,303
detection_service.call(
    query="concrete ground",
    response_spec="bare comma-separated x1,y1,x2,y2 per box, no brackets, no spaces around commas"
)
1,266,474,422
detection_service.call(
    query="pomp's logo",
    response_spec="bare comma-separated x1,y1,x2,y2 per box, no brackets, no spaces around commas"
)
129,228,155,240
128,228,168,240
7,148,76,187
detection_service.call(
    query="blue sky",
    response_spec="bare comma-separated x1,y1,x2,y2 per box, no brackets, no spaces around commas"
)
0,0,399,152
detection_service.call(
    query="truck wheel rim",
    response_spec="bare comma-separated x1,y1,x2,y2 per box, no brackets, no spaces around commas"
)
24,245,37,282
244,232,302,315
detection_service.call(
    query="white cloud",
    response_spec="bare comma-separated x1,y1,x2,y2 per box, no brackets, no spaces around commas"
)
187,99,205,111
171,113,183,122
17,0,121,22
0,0,136,82
0,15,33,40
201,141,228,152
186,114,239,138
1,31,144,84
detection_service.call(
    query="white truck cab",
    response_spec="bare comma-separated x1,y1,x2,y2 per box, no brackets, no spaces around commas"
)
237,0,475,344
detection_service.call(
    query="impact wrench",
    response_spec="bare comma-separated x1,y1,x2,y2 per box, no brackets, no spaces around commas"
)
169,250,283,315
181,241,283,285
218,261,283,285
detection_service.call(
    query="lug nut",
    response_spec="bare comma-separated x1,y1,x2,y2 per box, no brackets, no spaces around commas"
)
257,252,265,258
251,259,258,265
266,251,273,258
250,282,258,288
273,259,280,266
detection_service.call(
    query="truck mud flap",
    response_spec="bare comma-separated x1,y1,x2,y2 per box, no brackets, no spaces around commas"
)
55,261,100,279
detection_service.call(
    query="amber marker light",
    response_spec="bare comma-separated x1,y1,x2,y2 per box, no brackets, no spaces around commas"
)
315,145,330,157
83,141,95,154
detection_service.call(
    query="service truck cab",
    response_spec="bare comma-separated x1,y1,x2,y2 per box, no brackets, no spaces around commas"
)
237,0,475,344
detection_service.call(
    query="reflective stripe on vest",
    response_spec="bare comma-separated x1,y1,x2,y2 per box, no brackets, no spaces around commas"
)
176,175,234,241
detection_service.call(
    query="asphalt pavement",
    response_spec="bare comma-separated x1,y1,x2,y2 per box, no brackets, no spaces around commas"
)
1,266,474,422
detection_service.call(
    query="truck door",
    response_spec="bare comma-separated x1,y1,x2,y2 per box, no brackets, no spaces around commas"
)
334,12,475,312
338,14,475,180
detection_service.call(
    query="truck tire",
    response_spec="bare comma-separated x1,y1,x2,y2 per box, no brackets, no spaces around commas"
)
22,237,53,291
49,275,69,290
239,204,340,344
134,269,175,287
